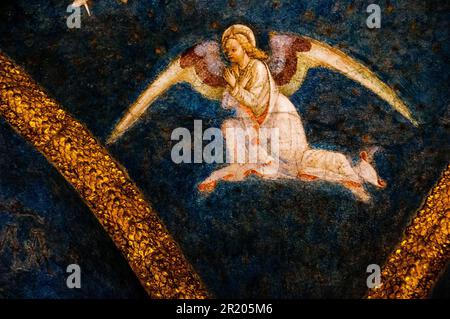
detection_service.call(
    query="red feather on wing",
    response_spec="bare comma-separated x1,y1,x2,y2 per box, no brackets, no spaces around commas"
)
180,41,226,88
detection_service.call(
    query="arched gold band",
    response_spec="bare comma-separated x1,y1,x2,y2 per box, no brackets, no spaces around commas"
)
368,165,449,298
0,51,209,299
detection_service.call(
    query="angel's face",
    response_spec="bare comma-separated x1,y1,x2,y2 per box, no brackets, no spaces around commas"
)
224,39,245,64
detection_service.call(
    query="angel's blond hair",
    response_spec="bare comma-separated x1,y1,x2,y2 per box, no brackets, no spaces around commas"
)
221,24,268,61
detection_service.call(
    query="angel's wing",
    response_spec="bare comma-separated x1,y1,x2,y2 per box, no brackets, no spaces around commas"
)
107,41,226,144
269,33,418,126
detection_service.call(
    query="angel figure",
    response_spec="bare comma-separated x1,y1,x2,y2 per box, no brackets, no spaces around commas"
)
107,24,417,202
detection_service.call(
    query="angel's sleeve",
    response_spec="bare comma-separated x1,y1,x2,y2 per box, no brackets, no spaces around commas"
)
229,61,270,117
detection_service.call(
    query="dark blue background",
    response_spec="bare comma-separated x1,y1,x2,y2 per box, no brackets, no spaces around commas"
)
0,0,448,298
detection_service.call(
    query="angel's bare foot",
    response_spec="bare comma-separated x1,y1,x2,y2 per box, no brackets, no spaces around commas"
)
198,180,217,193
297,173,318,181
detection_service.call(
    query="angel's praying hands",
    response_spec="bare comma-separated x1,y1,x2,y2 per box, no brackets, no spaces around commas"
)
223,68,237,89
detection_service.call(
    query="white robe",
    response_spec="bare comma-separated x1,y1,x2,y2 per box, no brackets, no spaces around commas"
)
201,59,371,194
203,60,309,182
